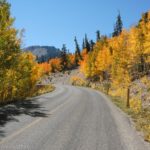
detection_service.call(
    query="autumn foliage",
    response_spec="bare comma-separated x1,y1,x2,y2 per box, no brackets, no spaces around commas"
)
38,53,76,74
0,1,43,103
80,11,150,107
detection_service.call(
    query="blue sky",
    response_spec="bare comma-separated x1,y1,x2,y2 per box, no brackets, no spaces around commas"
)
8,0,150,52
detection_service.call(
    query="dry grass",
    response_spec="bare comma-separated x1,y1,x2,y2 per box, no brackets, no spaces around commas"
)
111,95,150,142
70,76,88,86
32,84,55,97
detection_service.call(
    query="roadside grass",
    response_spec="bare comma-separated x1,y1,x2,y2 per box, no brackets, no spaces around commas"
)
133,107,150,142
70,76,88,87
94,82,150,143
111,96,133,114
0,84,55,106
110,95,150,142
32,84,55,97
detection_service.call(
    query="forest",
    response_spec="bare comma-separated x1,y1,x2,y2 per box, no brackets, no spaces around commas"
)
40,11,150,109
38,10,150,141
1,0,150,106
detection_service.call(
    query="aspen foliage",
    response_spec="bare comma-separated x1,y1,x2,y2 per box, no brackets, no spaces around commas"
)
0,1,43,103
81,11,150,82
80,11,150,107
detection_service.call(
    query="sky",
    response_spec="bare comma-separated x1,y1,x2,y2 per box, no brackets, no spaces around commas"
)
8,0,150,52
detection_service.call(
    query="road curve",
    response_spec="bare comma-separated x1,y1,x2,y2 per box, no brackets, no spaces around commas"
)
0,85,149,150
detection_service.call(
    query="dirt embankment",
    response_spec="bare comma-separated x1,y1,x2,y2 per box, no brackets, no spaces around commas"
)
40,68,85,85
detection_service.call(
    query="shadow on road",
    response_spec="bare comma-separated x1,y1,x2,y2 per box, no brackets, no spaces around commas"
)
0,99,48,138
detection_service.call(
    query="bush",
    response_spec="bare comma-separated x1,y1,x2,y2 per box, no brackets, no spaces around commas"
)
130,98,142,113
0,53,43,104
32,84,55,96
70,76,87,86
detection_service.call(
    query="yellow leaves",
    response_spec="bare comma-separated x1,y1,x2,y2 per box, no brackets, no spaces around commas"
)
144,125,150,142
0,50,3,56
110,30,133,87
24,53,43,83
80,41,112,79
6,55,12,61
37,54,75,75
80,54,90,78
70,76,86,86
0,1,44,103
49,57,62,72
109,87,126,98
67,54,75,69
144,24,150,56
31,64,43,84
140,76,150,89
38,57,62,74
23,52,36,62
0,69,18,102
80,11,150,88
80,52,97,78
96,46,112,72
130,98,142,114
38,62,51,75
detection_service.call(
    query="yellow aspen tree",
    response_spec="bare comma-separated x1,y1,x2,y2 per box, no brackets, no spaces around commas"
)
96,45,112,81
111,30,132,107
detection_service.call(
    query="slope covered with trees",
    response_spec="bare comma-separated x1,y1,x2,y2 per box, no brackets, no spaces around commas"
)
76,12,150,142
80,12,150,107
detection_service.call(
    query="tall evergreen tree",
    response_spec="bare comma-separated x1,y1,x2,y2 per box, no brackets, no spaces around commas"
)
60,44,68,70
90,40,95,51
82,38,85,49
74,36,82,65
112,12,123,37
85,34,90,53
96,30,101,42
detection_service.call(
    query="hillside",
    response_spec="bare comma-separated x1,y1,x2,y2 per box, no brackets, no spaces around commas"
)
24,46,61,62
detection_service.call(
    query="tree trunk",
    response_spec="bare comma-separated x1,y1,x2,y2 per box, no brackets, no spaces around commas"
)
126,87,130,108
106,86,110,95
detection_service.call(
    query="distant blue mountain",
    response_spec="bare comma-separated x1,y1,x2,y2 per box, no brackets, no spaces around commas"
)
23,46,61,62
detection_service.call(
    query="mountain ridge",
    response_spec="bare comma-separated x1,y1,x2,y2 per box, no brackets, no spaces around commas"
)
23,45,61,62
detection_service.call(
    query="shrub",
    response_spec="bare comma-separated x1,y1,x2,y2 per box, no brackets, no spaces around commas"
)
70,76,87,86
130,98,142,113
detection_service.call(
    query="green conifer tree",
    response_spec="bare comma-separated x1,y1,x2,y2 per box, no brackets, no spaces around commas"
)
112,12,123,37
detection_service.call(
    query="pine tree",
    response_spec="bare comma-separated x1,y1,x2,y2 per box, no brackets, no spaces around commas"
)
60,44,68,70
82,38,85,50
112,12,123,37
74,37,81,59
74,36,82,65
90,40,95,51
85,34,90,53
96,30,101,42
